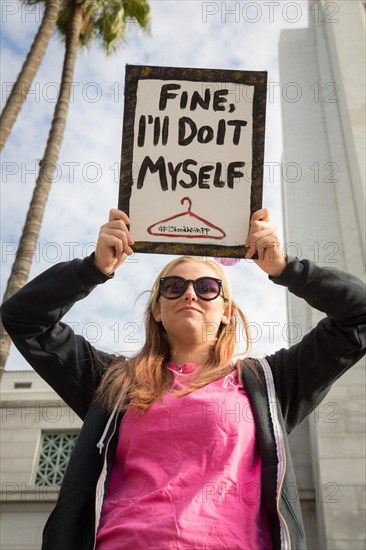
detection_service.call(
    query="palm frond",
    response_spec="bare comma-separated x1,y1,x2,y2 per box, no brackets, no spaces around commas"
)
55,0,150,52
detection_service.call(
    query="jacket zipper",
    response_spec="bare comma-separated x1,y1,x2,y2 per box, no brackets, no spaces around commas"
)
275,423,291,549
92,412,119,550
258,358,291,550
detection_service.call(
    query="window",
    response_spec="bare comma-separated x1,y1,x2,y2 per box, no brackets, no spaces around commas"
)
14,382,32,389
35,432,79,486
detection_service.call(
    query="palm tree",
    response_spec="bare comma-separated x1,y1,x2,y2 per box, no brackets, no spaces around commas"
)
0,0,151,376
0,0,61,151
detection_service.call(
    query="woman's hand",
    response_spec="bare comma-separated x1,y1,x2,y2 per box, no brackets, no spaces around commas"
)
244,208,287,277
94,209,134,275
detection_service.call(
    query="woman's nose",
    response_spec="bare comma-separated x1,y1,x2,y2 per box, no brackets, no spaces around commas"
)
183,282,198,300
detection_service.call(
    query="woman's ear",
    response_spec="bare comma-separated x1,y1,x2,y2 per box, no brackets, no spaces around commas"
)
221,305,235,325
153,304,162,323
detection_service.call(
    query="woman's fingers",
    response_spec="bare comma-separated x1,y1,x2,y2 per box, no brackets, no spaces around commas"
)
245,228,279,259
94,210,135,275
108,208,130,224
244,208,287,276
249,207,270,223
101,221,135,245
245,209,278,259
98,231,128,256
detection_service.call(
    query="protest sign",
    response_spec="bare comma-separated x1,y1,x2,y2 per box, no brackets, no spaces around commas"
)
118,65,267,257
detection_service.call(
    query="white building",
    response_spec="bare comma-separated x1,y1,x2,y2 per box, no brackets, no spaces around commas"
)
0,371,82,550
280,1,365,548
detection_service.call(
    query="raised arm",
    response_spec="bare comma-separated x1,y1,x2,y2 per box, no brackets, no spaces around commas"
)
267,257,366,433
244,208,365,432
1,209,135,419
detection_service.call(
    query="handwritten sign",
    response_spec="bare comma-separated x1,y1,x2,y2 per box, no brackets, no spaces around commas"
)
118,65,267,257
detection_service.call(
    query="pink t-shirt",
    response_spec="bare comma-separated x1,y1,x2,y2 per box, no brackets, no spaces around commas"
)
96,363,273,550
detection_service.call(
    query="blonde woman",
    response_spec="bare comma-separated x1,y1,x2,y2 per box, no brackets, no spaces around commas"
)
2,208,365,550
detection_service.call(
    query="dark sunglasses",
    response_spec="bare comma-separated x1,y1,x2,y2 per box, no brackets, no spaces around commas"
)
159,276,226,301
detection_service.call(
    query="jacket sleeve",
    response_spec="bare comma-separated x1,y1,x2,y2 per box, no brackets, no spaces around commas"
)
265,257,366,433
1,255,118,420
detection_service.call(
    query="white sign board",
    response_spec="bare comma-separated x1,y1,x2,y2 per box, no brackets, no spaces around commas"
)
119,65,267,257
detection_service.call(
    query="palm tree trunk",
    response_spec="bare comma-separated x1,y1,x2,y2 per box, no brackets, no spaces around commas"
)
0,2,83,377
0,0,61,151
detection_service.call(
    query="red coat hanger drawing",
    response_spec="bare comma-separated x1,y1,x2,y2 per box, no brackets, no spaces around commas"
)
147,197,226,239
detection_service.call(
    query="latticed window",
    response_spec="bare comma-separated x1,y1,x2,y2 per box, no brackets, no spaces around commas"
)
34,432,79,485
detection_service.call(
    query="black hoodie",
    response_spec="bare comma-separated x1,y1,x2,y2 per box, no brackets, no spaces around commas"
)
1,255,365,549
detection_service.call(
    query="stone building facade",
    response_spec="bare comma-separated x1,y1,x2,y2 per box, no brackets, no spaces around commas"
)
280,1,365,548
0,371,82,550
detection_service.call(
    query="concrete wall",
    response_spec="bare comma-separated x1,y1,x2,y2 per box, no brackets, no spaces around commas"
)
279,1,365,548
0,371,82,549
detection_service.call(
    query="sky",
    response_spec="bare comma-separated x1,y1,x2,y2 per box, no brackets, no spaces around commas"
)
1,0,310,370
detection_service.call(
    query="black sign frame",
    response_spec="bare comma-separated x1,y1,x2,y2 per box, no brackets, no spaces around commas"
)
118,64,267,257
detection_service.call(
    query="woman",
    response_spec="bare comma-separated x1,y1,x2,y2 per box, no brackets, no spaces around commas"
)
1,208,365,550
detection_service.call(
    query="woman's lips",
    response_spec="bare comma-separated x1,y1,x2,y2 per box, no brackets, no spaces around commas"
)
177,306,202,313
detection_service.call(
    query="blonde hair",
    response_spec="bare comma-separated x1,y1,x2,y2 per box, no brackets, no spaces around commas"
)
96,256,252,414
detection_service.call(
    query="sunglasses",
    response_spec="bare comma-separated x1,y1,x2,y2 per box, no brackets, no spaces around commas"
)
159,276,225,301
